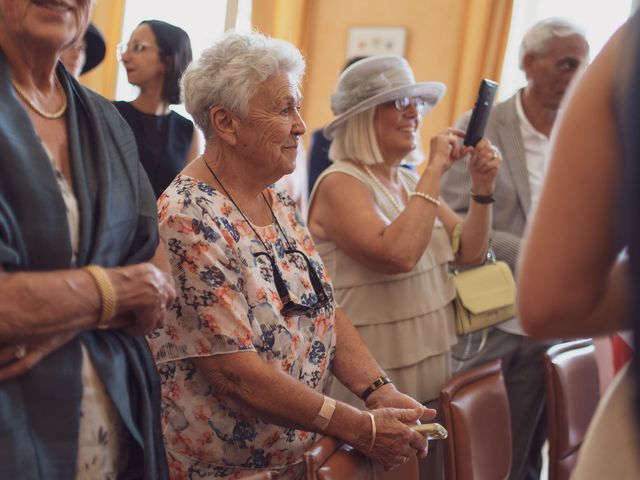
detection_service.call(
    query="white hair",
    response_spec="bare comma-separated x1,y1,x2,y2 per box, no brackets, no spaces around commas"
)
518,17,588,70
181,31,305,140
329,107,424,166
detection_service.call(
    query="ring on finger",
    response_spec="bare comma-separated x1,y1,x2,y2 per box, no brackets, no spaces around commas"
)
15,344,27,360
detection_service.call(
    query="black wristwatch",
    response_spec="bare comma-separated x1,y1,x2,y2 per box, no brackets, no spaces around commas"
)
361,376,392,401
470,190,495,204
471,190,496,205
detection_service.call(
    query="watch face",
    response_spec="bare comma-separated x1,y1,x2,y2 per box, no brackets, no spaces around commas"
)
373,377,390,390
362,377,391,400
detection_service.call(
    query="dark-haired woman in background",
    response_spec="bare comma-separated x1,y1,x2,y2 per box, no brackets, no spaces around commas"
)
116,20,199,198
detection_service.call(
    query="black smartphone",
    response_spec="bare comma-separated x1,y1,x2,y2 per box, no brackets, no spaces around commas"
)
463,79,499,147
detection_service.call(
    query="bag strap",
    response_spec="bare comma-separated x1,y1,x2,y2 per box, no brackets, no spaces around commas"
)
450,223,463,255
452,328,490,365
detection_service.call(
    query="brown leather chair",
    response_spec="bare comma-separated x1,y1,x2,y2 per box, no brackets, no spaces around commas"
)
544,339,600,480
303,435,419,480
440,359,512,480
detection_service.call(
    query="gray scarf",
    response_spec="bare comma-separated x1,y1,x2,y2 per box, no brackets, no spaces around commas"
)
0,49,168,480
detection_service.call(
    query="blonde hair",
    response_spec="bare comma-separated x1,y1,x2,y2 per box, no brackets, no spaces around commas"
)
328,107,424,166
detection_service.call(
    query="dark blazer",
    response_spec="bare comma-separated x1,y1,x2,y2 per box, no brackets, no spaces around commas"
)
307,129,332,194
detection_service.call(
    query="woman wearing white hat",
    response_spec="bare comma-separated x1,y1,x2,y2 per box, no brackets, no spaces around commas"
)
308,54,500,431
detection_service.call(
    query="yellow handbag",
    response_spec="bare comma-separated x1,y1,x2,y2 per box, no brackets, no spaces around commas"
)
450,224,517,336
452,258,516,335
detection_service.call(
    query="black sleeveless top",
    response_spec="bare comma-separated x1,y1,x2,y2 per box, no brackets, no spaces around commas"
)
114,101,194,198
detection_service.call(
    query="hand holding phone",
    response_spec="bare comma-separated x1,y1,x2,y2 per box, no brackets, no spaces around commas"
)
411,422,448,440
463,79,498,147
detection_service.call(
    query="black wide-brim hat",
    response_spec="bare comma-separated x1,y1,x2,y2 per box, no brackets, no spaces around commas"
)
81,23,106,75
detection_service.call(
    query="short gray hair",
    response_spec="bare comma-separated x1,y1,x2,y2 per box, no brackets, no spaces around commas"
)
329,107,424,166
181,31,305,140
519,18,587,70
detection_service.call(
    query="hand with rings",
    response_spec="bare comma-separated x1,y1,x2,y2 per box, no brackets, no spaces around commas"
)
14,344,26,360
356,407,427,471
0,331,78,381
0,343,27,368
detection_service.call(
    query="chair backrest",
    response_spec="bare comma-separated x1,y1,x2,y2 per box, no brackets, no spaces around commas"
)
440,359,512,480
303,435,419,480
544,339,600,480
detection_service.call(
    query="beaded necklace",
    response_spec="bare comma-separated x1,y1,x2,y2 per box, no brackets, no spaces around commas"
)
360,163,411,213
11,77,67,120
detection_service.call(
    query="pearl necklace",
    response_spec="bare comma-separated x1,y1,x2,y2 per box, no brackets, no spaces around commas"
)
11,77,67,119
361,163,410,213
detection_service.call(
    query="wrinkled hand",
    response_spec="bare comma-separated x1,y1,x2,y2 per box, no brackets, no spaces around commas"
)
357,407,429,471
428,128,473,172
0,330,78,381
104,263,176,336
365,384,436,426
467,137,501,194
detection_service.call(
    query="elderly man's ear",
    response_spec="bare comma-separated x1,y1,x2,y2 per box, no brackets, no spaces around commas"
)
209,106,238,146
522,52,538,78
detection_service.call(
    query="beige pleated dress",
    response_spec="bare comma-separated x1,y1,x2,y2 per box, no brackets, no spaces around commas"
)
309,161,458,406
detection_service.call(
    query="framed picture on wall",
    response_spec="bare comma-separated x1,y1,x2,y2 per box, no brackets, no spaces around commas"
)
346,26,407,58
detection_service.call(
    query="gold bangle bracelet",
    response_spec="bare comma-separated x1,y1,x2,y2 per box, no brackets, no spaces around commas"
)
410,191,441,207
366,411,376,452
83,265,116,329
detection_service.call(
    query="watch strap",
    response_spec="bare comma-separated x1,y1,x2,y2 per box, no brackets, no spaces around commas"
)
361,376,392,401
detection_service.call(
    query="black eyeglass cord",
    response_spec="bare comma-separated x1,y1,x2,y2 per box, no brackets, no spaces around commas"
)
202,157,294,252
202,156,330,315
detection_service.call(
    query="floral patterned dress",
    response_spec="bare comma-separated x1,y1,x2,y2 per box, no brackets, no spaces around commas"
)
148,175,337,479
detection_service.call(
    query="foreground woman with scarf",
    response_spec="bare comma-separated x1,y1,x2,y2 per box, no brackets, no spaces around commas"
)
0,1,175,478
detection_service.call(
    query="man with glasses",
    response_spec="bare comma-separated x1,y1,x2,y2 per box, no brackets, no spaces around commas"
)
441,17,589,480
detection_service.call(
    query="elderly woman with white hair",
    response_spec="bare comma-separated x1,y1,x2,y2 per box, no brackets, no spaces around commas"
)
146,32,437,479
307,57,501,476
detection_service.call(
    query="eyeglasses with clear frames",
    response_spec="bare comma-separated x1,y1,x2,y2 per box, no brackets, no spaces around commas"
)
116,42,160,62
393,96,427,115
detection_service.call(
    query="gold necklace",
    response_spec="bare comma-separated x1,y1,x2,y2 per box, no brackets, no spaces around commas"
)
11,77,67,119
361,163,410,213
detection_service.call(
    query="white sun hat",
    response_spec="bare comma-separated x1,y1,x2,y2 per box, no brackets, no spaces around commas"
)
323,55,446,140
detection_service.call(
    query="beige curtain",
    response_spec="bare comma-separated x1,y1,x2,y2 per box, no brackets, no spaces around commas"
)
252,0,310,51
447,0,513,123
80,0,126,99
